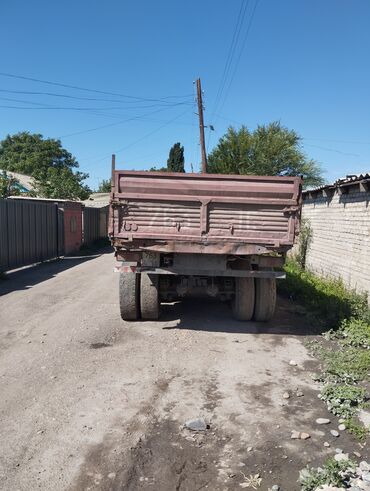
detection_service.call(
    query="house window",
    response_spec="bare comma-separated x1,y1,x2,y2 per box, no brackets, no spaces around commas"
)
70,216,77,233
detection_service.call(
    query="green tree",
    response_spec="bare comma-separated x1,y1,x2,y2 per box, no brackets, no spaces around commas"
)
33,167,91,200
97,179,111,193
0,132,91,199
207,122,324,188
167,142,185,172
0,171,20,199
149,166,167,172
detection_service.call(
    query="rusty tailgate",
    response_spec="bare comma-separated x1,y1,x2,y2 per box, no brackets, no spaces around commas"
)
110,171,301,249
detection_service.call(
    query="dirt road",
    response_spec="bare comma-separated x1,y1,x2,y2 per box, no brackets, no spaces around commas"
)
0,250,363,490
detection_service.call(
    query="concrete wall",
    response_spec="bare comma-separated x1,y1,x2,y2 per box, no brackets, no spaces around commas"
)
301,185,370,298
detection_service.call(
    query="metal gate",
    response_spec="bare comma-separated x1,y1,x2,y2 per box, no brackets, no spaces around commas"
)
0,199,62,273
83,207,100,245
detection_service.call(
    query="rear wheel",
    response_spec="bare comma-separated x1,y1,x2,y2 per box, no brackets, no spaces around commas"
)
119,273,140,321
254,278,276,322
232,277,255,321
140,273,160,320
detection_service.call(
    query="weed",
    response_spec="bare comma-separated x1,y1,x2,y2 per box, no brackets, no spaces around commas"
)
295,218,312,269
338,318,370,349
279,260,368,327
344,418,369,442
240,472,262,489
304,339,324,356
319,384,367,419
322,348,370,383
281,258,370,447
299,458,356,491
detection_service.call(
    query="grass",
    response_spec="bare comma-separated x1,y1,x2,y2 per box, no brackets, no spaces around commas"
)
282,259,370,446
321,347,370,383
344,418,369,442
279,260,368,327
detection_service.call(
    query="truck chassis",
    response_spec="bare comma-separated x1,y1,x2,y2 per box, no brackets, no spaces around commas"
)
115,251,284,322
109,171,302,323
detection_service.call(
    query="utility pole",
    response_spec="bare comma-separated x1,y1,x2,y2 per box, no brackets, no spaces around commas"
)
196,78,207,173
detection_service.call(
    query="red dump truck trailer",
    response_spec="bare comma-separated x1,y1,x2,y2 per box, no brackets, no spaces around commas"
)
109,170,302,322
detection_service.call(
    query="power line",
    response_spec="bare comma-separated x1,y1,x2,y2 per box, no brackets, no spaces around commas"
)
59,105,189,138
0,102,192,111
212,113,362,157
0,71,192,104
218,0,259,113
208,0,257,153
303,137,370,145
0,88,193,105
84,108,191,165
304,143,360,157
210,1,249,125
0,95,192,111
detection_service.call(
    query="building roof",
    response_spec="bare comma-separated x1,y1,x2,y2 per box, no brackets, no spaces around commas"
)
334,173,370,186
8,196,84,210
0,169,34,192
82,193,110,208
303,172,370,197
9,196,72,203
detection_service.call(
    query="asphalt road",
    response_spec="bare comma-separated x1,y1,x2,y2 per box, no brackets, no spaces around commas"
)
0,250,362,490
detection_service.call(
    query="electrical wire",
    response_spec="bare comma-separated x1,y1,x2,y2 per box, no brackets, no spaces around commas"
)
211,1,249,121
303,143,359,157
0,88,193,105
83,108,191,165
0,71,192,104
0,102,192,111
218,0,259,114
303,137,370,145
59,105,190,138
213,113,361,157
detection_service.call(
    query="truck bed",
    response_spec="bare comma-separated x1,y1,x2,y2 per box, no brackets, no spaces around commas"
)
109,171,302,255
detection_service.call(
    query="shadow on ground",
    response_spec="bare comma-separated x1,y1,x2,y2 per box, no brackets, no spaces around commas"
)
0,246,112,295
160,296,320,336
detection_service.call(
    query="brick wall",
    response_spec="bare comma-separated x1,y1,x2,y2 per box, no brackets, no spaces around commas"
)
301,185,370,298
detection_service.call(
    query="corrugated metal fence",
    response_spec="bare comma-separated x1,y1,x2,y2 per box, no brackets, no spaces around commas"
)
83,207,108,245
0,199,108,273
83,207,100,245
0,199,63,273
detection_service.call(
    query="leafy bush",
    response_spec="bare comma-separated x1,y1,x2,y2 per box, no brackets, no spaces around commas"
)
325,318,370,348
279,260,368,327
339,318,370,348
319,384,367,419
299,458,356,490
323,348,370,383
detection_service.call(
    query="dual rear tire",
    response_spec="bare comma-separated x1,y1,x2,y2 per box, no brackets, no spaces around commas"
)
232,276,276,322
119,273,159,321
120,273,276,323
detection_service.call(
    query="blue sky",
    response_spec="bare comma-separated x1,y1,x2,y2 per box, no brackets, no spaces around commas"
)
1,0,369,189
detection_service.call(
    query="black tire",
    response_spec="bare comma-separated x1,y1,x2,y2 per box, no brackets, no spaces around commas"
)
254,278,276,322
232,277,255,321
140,273,160,320
119,273,140,321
